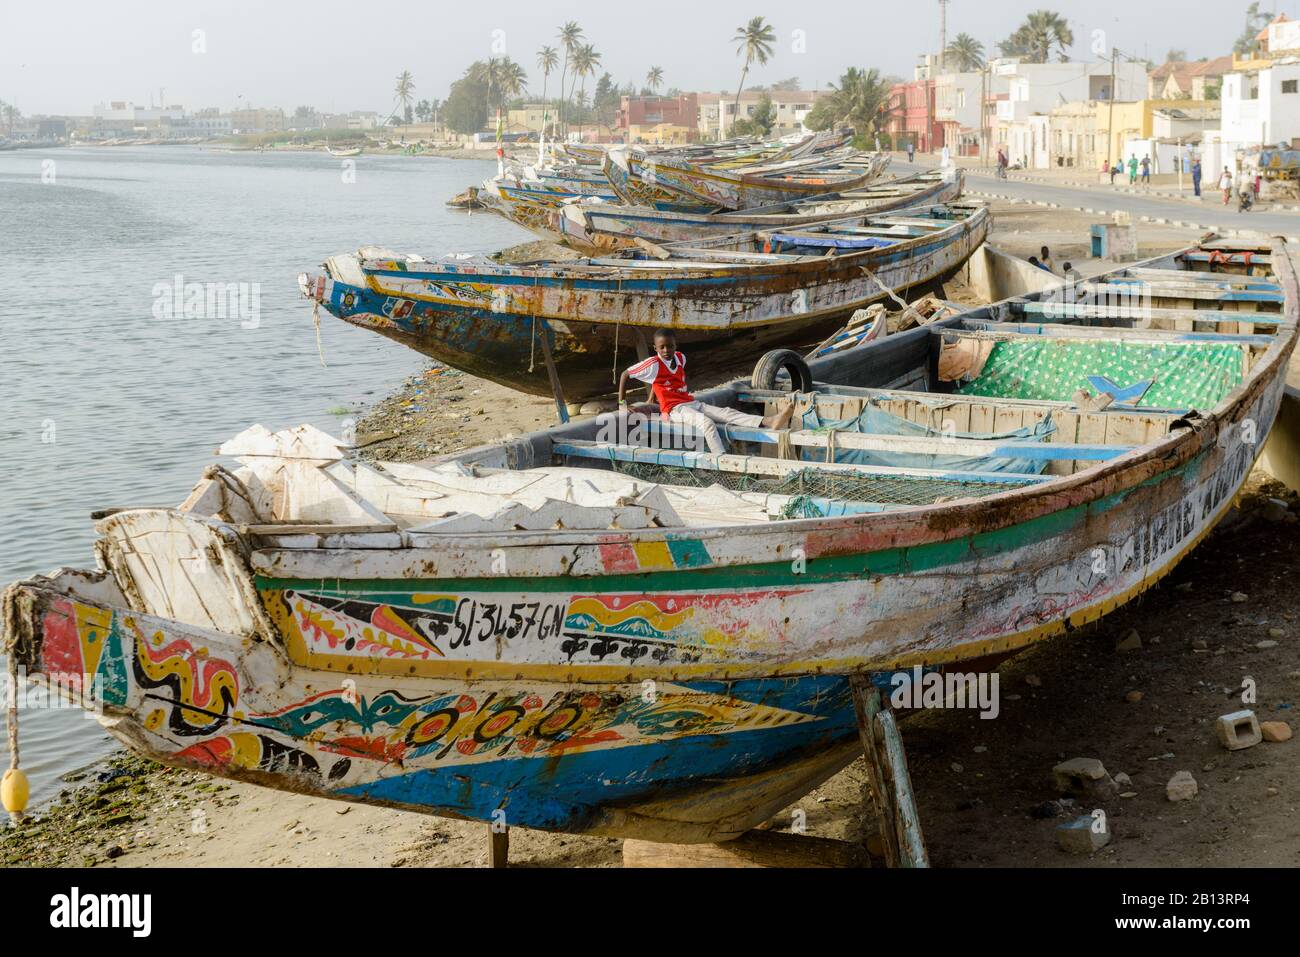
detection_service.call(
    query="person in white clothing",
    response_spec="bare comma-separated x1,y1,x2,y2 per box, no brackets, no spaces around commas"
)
1219,167,1234,205
618,329,795,454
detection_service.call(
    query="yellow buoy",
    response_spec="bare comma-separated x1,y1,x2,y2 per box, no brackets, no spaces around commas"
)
1,767,29,817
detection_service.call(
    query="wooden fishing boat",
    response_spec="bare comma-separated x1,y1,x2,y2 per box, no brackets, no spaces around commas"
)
327,145,362,158
615,147,890,210
545,170,963,255
297,202,990,401
6,239,1293,847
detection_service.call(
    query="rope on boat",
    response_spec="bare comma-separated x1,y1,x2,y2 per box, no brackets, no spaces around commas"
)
529,313,537,373
859,265,929,328
312,300,327,367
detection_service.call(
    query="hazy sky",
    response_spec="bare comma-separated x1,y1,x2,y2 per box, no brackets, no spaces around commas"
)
4,0,1298,115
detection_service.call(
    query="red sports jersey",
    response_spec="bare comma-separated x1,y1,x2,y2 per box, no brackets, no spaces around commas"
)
626,352,693,415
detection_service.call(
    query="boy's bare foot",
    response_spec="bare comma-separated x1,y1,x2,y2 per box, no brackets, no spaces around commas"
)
765,398,796,431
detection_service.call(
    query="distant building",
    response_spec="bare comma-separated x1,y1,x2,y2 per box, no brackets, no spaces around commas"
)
696,90,821,139
884,78,941,152
935,67,1009,156
90,100,186,137
320,111,381,131
1220,55,1300,151
990,58,1146,166
228,107,285,134
617,94,698,133
506,104,552,133
1147,57,1234,100
626,122,696,145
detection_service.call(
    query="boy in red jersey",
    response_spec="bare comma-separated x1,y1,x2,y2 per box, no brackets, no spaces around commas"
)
617,329,794,454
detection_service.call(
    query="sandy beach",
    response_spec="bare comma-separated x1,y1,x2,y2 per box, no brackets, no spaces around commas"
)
5,202,1296,869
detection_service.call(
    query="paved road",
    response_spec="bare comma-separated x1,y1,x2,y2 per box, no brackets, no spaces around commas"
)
892,160,1300,240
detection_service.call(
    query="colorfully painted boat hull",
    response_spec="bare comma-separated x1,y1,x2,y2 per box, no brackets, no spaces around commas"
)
550,171,963,254
300,204,989,399
7,240,1294,843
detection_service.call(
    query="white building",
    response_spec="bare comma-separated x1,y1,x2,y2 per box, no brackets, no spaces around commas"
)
697,90,822,139
1220,56,1300,151
993,58,1146,168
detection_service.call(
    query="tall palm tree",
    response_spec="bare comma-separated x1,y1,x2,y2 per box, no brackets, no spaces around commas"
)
1000,10,1074,63
731,17,776,139
646,66,664,93
825,67,895,137
471,58,528,127
392,70,415,125
557,21,584,134
537,45,559,136
572,44,602,137
945,33,985,72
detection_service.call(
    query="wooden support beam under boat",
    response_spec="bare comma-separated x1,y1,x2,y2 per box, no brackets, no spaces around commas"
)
850,676,928,868
488,825,509,868
536,321,570,425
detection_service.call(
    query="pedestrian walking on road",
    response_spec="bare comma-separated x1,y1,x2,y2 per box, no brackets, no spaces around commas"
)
996,148,1008,179
907,141,915,163
1192,157,1202,197
1219,167,1234,205
1127,154,1138,185
1139,155,1151,186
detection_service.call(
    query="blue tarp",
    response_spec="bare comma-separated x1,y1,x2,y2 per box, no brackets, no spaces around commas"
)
799,402,1055,475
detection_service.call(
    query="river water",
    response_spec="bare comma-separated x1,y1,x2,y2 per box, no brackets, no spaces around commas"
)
0,145,527,803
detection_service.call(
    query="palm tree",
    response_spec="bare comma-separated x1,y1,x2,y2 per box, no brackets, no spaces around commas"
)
646,66,664,93
392,70,415,125
572,43,602,138
945,33,985,72
537,45,559,136
1000,10,1074,63
731,17,776,139
471,58,528,130
817,67,895,138
557,21,584,133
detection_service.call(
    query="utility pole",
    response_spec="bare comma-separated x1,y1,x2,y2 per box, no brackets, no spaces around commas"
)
938,0,949,73
1106,48,1117,169
980,62,987,167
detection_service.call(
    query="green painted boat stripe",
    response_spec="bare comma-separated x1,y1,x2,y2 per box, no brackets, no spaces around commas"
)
255,451,1203,598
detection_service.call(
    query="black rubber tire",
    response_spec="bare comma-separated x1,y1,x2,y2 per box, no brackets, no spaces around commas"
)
750,349,814,393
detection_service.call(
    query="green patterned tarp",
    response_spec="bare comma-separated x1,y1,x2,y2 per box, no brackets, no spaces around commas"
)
956,339,1245,409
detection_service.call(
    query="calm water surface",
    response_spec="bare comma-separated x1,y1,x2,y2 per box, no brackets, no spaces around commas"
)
0,145,528,802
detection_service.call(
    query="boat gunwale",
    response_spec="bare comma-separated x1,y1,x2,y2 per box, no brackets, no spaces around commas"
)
305,237,1300,560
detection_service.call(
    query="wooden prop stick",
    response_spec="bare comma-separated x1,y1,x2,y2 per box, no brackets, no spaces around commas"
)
849,674,929,868
536,319,570,425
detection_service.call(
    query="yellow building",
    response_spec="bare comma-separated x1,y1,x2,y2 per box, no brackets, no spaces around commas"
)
1093,99,1208,167
505,105,551,133
626,123,695,145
